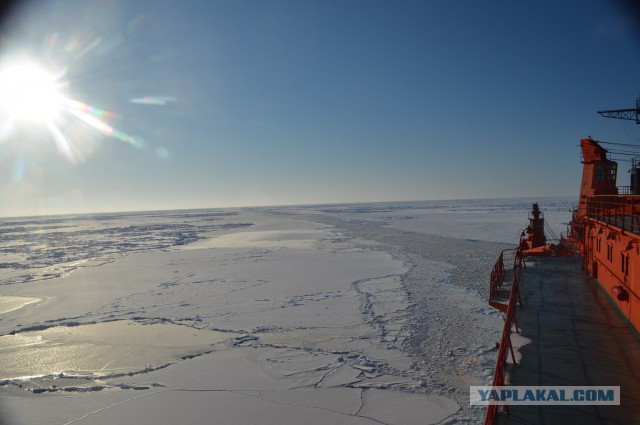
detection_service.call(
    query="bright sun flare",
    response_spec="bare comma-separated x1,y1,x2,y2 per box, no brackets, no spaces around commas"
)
0,56,143,163
0,60,66,122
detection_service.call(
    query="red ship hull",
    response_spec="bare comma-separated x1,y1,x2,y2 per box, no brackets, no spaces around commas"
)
572,195,640,335
570,138,640,336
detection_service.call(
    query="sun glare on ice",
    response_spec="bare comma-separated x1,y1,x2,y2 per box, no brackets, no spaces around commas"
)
0,60,66,122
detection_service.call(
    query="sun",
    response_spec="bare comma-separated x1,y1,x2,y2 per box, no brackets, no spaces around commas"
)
0,55,144,163
0,59,67,122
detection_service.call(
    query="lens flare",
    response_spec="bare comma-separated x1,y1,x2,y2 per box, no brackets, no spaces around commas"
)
0,60,65,122
0,2,175,170
0,56,148,164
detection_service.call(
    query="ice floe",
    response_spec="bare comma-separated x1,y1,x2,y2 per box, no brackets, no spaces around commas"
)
0,199,574,424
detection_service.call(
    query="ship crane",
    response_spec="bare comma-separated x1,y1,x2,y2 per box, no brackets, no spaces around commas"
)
597,96,640,123
597,98,640,194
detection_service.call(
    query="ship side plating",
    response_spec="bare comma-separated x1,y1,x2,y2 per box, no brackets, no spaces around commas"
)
571,138,640,335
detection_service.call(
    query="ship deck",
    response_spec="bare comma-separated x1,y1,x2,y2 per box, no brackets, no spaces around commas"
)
497,256,640,425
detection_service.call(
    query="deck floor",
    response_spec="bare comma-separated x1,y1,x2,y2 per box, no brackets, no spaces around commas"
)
497,256,640,425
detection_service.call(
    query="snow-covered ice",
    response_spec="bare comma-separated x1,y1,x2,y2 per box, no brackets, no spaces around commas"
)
0,198,575,424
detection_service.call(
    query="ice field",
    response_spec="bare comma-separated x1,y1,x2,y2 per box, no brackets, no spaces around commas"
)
0,198,575,424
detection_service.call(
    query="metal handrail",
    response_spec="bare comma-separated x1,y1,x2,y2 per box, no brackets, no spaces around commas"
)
586,195,640,235
483,246,525,425
617,186,631,195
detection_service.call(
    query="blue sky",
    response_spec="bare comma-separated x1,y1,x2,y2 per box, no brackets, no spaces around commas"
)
0,0,639,216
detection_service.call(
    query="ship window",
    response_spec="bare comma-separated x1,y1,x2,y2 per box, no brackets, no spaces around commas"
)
607,243,613,262
596,164,605,181
608,163,617,180
622,253,629,277
596,237,601,253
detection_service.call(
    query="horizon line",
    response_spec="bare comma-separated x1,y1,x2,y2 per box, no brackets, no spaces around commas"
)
0,195,577,220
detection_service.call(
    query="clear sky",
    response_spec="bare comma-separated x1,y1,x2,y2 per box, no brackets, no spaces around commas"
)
0,0,639,216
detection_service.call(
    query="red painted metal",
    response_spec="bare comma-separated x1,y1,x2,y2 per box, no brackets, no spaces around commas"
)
484,199,574,424
483,246,525,425
483,137,640,423
577,138,619,218
526,203,546,248
570,138,640,335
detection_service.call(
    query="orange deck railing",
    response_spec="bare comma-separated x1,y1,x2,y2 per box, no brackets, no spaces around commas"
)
586,195,640,235
483,246,525,425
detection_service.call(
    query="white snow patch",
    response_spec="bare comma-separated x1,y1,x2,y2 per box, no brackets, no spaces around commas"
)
360,389,459,425
0,296,41,314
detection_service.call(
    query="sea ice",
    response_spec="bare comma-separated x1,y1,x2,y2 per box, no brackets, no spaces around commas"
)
0,199,573,424
0,296,40,314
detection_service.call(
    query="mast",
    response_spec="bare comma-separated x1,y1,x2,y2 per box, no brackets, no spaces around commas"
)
576,138,618,218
